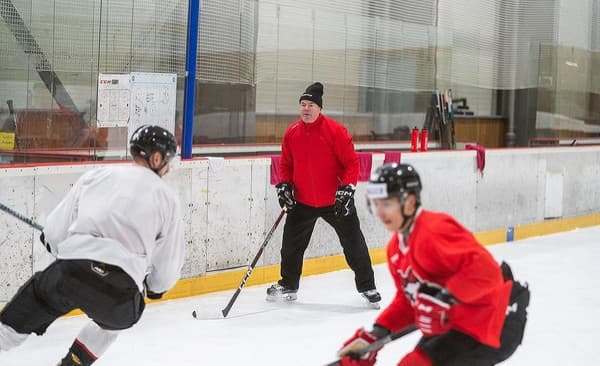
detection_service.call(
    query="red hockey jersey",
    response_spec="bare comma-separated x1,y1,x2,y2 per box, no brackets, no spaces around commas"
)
375,210,512,348
279,114,359,207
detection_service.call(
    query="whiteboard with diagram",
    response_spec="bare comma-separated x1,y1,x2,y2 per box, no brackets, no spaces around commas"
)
97,72,177,140
97,73,131,128
128,72,177,140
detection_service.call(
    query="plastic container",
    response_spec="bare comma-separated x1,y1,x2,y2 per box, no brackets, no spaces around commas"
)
410,127,419,152
420,129,429,152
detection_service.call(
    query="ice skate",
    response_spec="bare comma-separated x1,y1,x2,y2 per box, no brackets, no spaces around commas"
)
361,289,381,309
58,352,80,366
266,283,298,302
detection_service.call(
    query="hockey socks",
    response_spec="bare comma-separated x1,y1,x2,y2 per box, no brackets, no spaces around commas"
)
0,321,28,352
59,322,119,366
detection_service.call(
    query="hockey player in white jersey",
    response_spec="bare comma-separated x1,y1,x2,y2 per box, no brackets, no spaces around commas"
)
0,125,185,366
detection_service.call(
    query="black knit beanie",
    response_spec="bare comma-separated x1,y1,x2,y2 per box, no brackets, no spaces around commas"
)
299,82,323,108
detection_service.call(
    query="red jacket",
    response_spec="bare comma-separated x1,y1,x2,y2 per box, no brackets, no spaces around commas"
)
279,114,359,207
375,210,512,348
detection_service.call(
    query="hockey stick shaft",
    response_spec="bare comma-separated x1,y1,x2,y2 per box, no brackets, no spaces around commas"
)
221,208,286,317
324,325,418,366
0,202,44,231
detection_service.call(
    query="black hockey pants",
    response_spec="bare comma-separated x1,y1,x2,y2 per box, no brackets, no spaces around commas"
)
417,280,530,366
0,259,145,335
278,202,376,292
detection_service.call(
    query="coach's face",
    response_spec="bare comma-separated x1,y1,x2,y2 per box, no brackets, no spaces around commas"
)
299,100,321,123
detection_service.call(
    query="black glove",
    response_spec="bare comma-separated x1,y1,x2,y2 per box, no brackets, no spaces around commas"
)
40,232,52,254
146,290,164,300
276,182,296,210
144,278,165,300
335,184,356,217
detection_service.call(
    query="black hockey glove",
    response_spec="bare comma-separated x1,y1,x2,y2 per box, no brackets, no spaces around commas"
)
144,278,165,300
146,290,164,300
276,182,296,210
335,184,356,217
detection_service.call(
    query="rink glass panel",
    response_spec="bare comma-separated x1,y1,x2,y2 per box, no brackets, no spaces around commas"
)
1,1,600,165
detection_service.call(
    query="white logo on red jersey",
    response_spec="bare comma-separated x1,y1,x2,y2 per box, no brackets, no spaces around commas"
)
397,267,421,304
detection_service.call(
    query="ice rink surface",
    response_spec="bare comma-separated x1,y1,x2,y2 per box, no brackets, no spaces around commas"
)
1,226,600,365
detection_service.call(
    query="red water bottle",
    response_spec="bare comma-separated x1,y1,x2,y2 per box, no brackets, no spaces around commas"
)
410,127,419,152
420,129,429,152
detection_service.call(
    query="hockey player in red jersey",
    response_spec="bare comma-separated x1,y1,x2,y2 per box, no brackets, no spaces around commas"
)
337,163,529,366
0,125,185,366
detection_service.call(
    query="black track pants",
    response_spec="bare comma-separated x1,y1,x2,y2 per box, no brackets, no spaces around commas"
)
278,203,376,292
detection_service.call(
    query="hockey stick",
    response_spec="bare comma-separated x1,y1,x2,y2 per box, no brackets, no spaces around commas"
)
324,325,418,366
218,208,287,318
0,201,44,231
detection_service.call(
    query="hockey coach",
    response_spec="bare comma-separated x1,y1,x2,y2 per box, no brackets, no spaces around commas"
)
266,82,381,307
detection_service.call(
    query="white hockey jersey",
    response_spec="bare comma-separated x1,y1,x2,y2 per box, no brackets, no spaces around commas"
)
44,164,185,294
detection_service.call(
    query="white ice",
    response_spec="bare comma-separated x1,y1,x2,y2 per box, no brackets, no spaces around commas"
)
1,226,600,365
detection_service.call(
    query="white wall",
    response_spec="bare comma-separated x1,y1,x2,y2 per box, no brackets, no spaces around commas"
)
1,146,600,303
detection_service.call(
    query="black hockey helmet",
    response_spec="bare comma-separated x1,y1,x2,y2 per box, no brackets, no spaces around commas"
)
129,125,177,162
367,163,422,200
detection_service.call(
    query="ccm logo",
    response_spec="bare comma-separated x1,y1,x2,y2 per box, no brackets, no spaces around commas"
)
99,79,119,85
